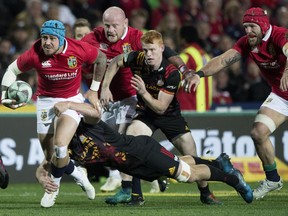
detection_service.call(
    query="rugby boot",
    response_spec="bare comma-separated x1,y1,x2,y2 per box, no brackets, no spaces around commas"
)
216,153,234,174
127,195,145,206
40,189,59,208
231,168,253,203
253,179,283,200
75,166,95,200
105,188,131,205
158,178,168,192
200,193,223,205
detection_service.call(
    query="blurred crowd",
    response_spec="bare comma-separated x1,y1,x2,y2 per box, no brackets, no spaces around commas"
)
1,0,287,108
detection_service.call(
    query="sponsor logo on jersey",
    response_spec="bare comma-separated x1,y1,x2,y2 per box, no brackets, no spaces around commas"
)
41,60,52,68
260,60,280,69
100,43,108,51
166,85,177,89
67,56,77,68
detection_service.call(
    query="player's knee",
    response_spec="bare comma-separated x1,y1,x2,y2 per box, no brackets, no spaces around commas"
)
254,114,276,133
252,114,275,142
176,160,191,183
54,145,68,159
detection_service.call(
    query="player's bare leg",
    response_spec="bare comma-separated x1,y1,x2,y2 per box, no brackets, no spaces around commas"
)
251,108,284,200
40,115,95,208
173,133,222,205
179,155,253,204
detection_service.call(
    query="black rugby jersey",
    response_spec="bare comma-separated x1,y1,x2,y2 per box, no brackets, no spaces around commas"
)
123,50,182,116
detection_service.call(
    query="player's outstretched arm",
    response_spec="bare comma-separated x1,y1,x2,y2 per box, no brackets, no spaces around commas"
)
100,54,125,107
183,49,241,93
163,46,195,79
54,101,101,125
85,49,107,111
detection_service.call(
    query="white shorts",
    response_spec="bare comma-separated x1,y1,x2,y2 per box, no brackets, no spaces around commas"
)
37,93,85,134
261,92,288,116
101,96,137,129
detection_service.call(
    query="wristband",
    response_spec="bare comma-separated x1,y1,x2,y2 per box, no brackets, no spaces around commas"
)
178,64,188,74
90,80,101,91
195,71,204,78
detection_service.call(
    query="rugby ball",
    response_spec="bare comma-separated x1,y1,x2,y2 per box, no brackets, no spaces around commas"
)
7,80,33,103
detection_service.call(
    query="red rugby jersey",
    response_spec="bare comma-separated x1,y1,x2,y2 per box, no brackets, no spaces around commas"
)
82,26,143,101
233,25,288,100
17,38,99,98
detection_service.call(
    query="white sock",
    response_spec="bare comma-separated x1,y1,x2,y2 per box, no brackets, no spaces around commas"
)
51,174,62,187
70,166,86,182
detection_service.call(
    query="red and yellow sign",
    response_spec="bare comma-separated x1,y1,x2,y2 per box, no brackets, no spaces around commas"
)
0,104,36,113
231,156,288,182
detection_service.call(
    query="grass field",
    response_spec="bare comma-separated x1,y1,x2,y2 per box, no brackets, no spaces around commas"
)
0,181,287,216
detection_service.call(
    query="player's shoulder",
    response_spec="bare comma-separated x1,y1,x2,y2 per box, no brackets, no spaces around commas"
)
65,38,98,58
126,27,143,38
163,60,179,76
81,27,104,43
270,25,288,38
20,39,42,62
66,37,91,49
271,25,287,33
92,27,105,39
233,35,249,52
125,50,144,64
127,26,142,34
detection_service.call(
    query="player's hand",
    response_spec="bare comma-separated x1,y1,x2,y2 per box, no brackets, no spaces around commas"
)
181,73,201,93
182,69,194,79
40,175,58,193
84,89,102,112
131,74,147,95
36,161,58,193
54,101,70,116
280,72,288,91
100,87,113,111
1,98,26,109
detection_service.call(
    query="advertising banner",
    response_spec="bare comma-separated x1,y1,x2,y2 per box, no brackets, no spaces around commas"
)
0,110,287,183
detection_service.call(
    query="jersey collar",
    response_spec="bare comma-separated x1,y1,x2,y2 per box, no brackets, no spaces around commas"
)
61,38,68,54
121,27,128,40
262,25,272,42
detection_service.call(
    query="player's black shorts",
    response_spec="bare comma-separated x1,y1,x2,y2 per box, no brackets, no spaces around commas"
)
116,135,180,182
134,114,190,141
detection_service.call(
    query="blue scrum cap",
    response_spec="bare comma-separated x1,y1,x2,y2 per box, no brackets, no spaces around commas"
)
40,20,65,47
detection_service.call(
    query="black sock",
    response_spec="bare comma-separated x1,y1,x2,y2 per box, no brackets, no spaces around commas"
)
132,177,143,197
208,165,239,187
64,160,75,175
198,185,211,196
192,156,220,169
122,180,132,190
265,170,281,182
51,163,67,178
